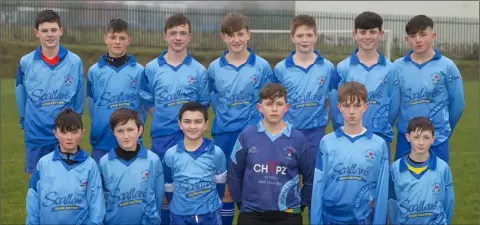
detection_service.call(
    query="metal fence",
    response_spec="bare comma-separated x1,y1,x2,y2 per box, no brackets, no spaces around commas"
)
1,1,478,60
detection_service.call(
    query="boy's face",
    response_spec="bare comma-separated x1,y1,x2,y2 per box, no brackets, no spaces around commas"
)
35,22,63,49
353,28,384,51
179,111,208,141
104,30,131,58
54,128,83,152
406,129,435,155
405,27,436,55
257,96,289,125
163,24,192,53
220,28,251,54
338,98,368,126
112,119,143,151
291,25,318,54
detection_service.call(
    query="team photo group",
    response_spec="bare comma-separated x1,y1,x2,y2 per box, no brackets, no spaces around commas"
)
17,8,464,225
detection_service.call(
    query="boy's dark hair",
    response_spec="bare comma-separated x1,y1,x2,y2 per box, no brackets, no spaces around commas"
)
407,117,434,136
164,13,191,33
109,108,142,130
179,102,208,122
107,19,128,33
405,15,434,35
290,14,317,36
338,81,368,104
259,83,288,102
35,9,61,29
354,11,383,31
220,12,249,35
54,108,83,132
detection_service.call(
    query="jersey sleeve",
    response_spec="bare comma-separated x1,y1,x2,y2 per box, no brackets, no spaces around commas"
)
329,65,344,130
309,139,328,225
388,65,400,127
73,60,84,115
263,62,275,84
297,136,315,209
272,64,282,83
86,68,95,119
197,67,210,108
372,141,389,225
26,168,41,225
162,150,174,194
15,62,27,130
444,165,455,225
214,147,227,184
388,166,398,224
226,133,247,204
87,164,106,225
139,67,154,109
446,63,465,132
154,157,164,224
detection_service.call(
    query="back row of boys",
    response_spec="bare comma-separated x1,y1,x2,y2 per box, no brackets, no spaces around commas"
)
16,9,464,225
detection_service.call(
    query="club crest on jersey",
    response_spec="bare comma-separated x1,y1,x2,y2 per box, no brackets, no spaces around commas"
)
319,76,325,85
250,75,257,84
285,147,295,158
64,75,73,85
431,74,441,84
80,179,88,191
188,75,196,84
365,149,375,161
141,170,149,181
433,184,440,193
130,78,136,87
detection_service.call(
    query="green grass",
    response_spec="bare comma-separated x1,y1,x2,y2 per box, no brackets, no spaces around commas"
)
1,79,479,224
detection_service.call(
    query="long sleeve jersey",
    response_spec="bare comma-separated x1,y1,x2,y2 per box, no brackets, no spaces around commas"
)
208,48,274,135
332,49,400,143
388,152,454,225
26,146,105,225
163,138,226,216
87,55,146,151
98,144,164,225
227,121,315,213
15,46,84,148
393,49,465,144
140,51,210,138
310,128,389,225
273,50,339,130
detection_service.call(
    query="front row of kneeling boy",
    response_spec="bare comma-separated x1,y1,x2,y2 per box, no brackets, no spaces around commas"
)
26,82,454,225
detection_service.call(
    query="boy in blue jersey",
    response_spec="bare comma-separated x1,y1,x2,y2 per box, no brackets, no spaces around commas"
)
15,9,84,174
140,13,210,224
332,11,400,159
228,83,315,225
87,19,147,163
273,15,339,155
310,82,389,225
208,12,274,225
98,108,164,225
393,15,465,164
163,102,226,225
26,108,105,225
389,117,454,225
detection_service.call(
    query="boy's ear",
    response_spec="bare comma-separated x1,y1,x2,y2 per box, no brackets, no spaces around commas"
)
405,133,411,142
138,125,144,137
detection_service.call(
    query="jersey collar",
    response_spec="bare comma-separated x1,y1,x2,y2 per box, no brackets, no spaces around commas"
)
176,137,215,154
157,50,192,66
98,54,137,68
108,144,148,160
285,49,324,68
52,145,89,163
34,45,68,61
219,47,256,67
334,127,373,142
349,48,386,66
399,150,438,172
256,120,292,137
403,48,442,62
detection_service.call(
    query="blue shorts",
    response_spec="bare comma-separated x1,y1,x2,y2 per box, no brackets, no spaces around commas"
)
170,210,222,225
298,126,326,153
151,131,184,160
212,130,242,198
395,133,450,164
91,149,109,164
25,142,58,174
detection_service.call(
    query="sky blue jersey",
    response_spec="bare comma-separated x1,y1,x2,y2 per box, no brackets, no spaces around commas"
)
208,48,274,135
310,128,389,225
389,151,454,225
332,49,400,142
273,50,339,130
393,49,465,144
228,121,315,212
163,138,226,216
87,55,146,151
26,146,105,225
15,46,84,148
98,144,164,225
141,51,210,138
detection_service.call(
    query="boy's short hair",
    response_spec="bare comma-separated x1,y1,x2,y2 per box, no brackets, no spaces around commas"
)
164,13,191,33
220,12,249,35
35,9,61,29
405,15,434,35
107,19,128,33
407,117,434,136
54,108,83,132
338,81,368,104
179,102,208,122
354,11,383,31
259,83,288,102
290,14,317,36
109,108,142,130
